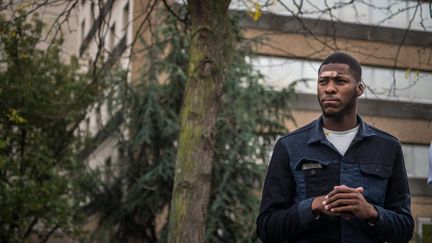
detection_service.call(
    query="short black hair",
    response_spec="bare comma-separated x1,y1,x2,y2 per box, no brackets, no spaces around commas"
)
318,52,362,82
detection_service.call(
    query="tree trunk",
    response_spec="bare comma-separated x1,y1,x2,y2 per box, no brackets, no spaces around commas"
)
167,0,233,242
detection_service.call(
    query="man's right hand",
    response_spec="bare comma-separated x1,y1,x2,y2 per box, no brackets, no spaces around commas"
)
312,195,354,219
322,185,377,221
311,186,364,219
312,195,334,216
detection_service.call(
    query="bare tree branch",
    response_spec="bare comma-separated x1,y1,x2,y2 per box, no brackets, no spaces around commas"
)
44,0,80,50
162,0,187,23
128,0,159,61
389,1,421,97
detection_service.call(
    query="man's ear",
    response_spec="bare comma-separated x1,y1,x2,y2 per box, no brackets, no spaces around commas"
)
356,82,364,97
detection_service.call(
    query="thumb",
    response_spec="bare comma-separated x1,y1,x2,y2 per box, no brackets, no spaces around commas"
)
355,187,364,193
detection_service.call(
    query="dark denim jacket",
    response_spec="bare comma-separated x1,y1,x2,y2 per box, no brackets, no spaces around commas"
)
256,116,414,243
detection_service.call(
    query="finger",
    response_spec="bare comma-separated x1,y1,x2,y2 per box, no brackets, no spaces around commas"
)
329,205,357,214
324,199,359,210
326,185,348,198
324,192,361,205
333,185,363,193
326,184,347,198
355,187,364,193
326,185,359,199
325,186,364,202
333,185,350,191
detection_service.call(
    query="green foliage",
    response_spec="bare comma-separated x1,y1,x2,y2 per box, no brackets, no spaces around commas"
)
88,10,294,243
0,14,103,242
85,14,185,242
421,224,432,243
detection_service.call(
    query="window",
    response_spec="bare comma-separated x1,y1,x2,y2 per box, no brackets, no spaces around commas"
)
81,20,86,42
90,1,95,24
402,144,430,179
123,3,129,37
362,66,432,104
109,23,116,51
251,56,432,104
229,0,432,31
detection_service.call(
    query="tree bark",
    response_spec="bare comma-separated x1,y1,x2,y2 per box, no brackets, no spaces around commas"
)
167,0,233,242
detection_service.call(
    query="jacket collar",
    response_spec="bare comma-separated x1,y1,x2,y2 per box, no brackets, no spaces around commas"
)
307,115,375,144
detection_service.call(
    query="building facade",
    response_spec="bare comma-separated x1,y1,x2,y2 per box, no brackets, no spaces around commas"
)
233,0,432,241
34,0,432,241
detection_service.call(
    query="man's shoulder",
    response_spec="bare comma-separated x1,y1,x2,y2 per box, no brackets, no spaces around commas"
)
279,120,317,142
365,122,401,144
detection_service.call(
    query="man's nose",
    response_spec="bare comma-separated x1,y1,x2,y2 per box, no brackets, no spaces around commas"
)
324,81,337,94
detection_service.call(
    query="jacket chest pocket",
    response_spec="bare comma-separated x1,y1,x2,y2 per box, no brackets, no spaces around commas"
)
297,159,340,198
359,163,392,206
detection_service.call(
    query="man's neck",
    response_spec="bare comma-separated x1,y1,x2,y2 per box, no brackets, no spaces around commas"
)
322,113,358,131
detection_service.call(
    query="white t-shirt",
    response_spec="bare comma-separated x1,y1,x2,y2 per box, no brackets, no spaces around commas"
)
323,126,359,156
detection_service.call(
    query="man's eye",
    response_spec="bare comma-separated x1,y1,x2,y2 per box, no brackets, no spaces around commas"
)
336,79,347,83
319,79,327,84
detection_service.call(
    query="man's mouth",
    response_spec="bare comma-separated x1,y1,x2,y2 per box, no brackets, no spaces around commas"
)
322,98,340,105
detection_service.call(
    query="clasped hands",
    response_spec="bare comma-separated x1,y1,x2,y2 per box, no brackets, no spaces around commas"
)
311,185,378,222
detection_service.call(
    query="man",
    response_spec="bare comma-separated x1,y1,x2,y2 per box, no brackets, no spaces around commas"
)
256,53,414,242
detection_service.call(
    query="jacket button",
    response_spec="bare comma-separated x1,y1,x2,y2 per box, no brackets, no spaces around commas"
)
310,170,316,175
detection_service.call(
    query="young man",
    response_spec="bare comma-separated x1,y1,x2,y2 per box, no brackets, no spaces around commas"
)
256,53,414,242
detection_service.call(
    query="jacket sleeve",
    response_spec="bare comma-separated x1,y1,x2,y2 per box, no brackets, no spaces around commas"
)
364,142,414,243
256,140,318,242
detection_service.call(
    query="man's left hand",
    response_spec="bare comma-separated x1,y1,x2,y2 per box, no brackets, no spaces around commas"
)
322,185,378,221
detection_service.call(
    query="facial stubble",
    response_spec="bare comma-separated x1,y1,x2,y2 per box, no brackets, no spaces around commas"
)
319,87,358,120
